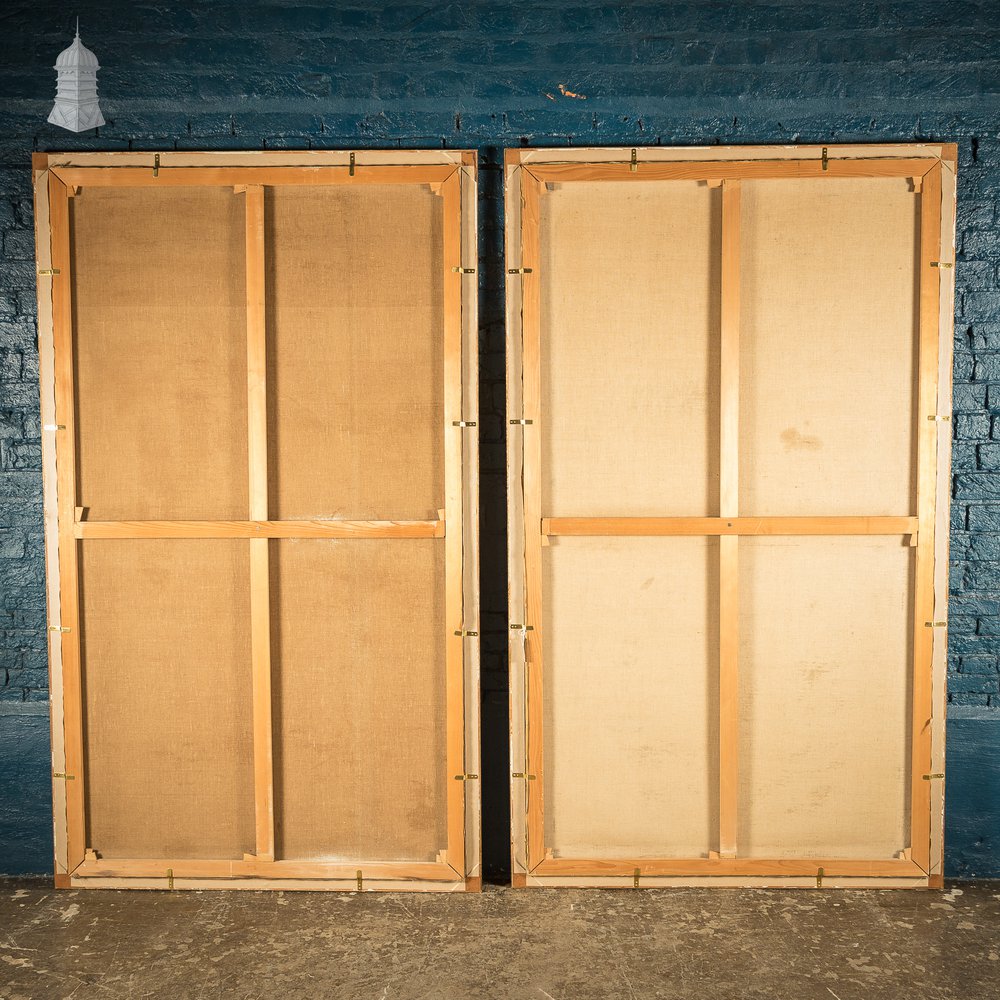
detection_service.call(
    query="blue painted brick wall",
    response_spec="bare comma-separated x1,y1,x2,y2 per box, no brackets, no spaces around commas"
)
1,0,999,878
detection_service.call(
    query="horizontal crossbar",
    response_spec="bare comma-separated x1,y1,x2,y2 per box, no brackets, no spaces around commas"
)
75,519,445,539
542,516,918,537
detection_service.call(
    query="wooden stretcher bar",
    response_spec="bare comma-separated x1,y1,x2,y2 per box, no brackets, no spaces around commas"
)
542,517,919,536
74,519,447,538
49,164,457,189
523,158,940,185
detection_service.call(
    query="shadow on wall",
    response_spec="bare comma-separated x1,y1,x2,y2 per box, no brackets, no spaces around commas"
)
945,713,1000,878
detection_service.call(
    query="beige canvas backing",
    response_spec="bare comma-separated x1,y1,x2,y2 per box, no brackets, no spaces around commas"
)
36,150,480,892
271,538,446,861
738,535,912,858
80,540,254,858
71,187,249,520
507,144,956,889
543,537,718,857
266,185,443,520
540,181,720,517
740,178,917,517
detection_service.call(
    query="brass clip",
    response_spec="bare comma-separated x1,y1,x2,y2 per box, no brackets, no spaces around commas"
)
923,772,945,781
53,772,74,780
153,154,160,178
816,867,824,888
454,773,479,781
36,268,61,277
927,415,951,422
167,867,174,890
510,624,534,631
924,621,947,628
43,424,66,431
507,267,533,275
356,869,363,891
633,867,640,887
454,629,479,637
349,152,356,177
452,420,477,427
931,261,954,269
821,147,828,171
452,266,476,274
630,149,638,173
512,773,536,780
509,418,534,425
48,626,70,633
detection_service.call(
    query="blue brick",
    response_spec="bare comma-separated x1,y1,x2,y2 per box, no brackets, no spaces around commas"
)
964,560,1000,592
955,383,987,411
963,230,1000,261
978,443,1000,469
966,293,1000,323
968,533,1000,561
956,413,991,439
972,326,1000,352
950,674,1000,694
960,261,998,289
957,474,1000,502
950,692,991,707
960,655,999,675
958,202,995,229
952,596,1000,618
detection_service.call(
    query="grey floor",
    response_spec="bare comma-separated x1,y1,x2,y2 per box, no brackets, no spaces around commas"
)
1,879,998,999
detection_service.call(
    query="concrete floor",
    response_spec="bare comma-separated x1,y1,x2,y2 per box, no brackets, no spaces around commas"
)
1,880,998,999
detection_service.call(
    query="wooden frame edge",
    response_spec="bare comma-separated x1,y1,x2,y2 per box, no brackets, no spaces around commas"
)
442,167,468,879
532,857,925,878
49,164,459,189
505,156,531,883
524,875,930,890
34,164,71,880
458,154,483,881
44,149,473,170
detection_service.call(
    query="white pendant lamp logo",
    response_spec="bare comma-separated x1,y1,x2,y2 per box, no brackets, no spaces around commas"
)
48,19,105,133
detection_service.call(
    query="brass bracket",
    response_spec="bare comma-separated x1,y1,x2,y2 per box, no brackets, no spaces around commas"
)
349,151,356,177
633,867,640,887
510,624,534,631
923,773,945,781
509,418,534,425
452,420,477,427
53,772,75,780
454,629,479,637
821,147,828,171
43,424,66,431
512,773,536,780
931,261,954,268
153,154,160,178
167,867,174,890
452,266,476,274
454,773,479,781
507,267,533,275
36,268,61,277
630,149,638,173
816,867,824,888
924,621,947,628
48,626,70,633
356,869,362,891
927,415,951,422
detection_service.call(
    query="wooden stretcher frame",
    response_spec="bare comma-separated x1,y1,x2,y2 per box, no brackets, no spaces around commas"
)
33,149,481,892
505,143,957,889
